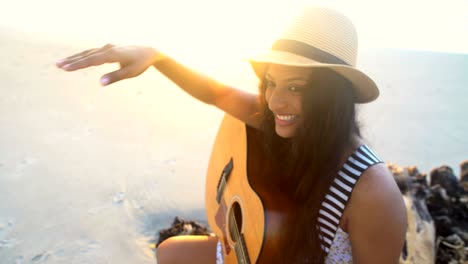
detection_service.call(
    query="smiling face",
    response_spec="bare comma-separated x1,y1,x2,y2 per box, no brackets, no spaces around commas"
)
264,64,313,138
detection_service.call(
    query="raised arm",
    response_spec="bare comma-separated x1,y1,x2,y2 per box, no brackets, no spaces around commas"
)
152,53,260,128
56,44,261,128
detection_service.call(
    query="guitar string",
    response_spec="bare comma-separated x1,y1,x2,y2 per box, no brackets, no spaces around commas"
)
220,171,248,263
230,208,244,263
220,177,243,260
222,176,246,262
230,202,248,263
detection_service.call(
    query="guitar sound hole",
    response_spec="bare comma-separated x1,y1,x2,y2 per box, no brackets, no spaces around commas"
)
228,201,243,242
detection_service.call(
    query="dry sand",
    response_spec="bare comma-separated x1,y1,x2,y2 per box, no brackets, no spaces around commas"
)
0,27,228,263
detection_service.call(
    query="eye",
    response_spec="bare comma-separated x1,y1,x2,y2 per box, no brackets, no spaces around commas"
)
288,85,304,92
265,80,276,89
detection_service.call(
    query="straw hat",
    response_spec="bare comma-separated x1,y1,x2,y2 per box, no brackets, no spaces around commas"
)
249,7,379,103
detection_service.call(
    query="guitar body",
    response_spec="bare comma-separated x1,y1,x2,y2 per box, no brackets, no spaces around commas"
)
205,114,297,264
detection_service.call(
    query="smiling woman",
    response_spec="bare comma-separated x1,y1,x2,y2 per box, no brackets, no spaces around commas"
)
263,65,310,138
56,6,407,263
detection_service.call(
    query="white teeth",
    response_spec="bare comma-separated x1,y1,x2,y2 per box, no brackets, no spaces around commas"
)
276,114,297,121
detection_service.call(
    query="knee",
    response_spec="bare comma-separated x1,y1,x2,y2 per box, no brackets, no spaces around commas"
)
156,236,180,264
156,235,218,264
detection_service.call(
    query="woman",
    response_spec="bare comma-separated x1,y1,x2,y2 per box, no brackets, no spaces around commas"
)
56,7,407,264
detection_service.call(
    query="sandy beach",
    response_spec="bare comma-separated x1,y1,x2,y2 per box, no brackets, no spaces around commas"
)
0,27,467,263
0,27,228,263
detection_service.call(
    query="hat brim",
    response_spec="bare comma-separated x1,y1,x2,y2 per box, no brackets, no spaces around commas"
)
248,50,379,103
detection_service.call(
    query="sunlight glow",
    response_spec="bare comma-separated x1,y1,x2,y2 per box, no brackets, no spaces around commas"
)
1,0,466,60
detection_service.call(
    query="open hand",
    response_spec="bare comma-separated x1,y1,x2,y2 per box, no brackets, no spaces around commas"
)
56,44,160,86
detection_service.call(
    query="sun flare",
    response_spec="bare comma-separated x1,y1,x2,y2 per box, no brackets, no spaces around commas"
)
144,1,301,73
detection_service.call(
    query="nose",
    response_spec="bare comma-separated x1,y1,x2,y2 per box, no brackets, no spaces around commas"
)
267,88,288,112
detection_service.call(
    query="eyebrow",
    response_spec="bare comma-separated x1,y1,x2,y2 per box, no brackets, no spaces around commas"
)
265,73,308,82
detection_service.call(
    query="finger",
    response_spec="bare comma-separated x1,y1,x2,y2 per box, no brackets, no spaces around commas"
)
62,44,114,61
56,44,114,67
61,50,119,71
100,63,141,86
56,48,98,67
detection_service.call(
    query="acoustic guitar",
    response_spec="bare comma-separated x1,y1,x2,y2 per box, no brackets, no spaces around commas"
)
205,114,297,264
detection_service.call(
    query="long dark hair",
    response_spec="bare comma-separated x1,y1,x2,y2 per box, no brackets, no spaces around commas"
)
257,67,361,263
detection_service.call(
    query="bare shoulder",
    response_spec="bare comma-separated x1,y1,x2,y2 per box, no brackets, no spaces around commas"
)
349,162,406,223
347,163,407,263
353,163,401,201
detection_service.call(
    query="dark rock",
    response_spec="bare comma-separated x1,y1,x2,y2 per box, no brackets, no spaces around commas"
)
451,227,468,243
392,164,411,195
388,164,432,221
430,166,464,197
426,164,468,247
401,240,408,261
461,160,468,192
388,163,435,263
389,162,468,263
436,234,465,264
